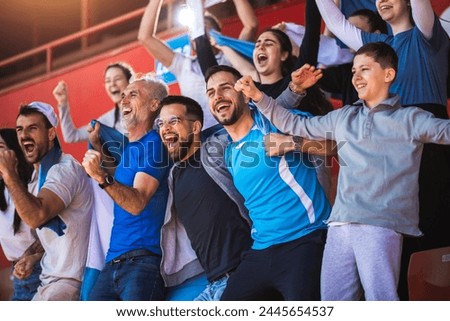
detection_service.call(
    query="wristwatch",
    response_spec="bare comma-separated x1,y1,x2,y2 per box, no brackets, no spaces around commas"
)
99,174,115,189
291,136,303,151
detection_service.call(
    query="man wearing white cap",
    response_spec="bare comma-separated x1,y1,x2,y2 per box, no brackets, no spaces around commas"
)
0,102,93,300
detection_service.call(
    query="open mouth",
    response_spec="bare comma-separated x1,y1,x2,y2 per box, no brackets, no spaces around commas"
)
379,4,393,11
163,134,179,149
110,90,122,102
355,83,366,90
22,141,35,154
215,102,230,114
257,53,268,64
122,107,132,117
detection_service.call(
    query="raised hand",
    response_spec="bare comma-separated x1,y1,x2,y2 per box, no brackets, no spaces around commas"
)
52,80,69,106
82,149,106,183
290,64,323,93
0,149,18,181
234,75,263,102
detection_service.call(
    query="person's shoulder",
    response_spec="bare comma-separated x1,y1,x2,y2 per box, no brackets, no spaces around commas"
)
51,153,76,166
334,102,364,116
51,154,85,176
204,127,228,142
362,31,391,43
97,107,117,120
45,154,90,190
143,129,163,142
170,52,196,69
396,105,434,117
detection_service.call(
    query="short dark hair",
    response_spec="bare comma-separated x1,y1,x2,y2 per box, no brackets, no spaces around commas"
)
355,42,398,74
349,9,388,34
159,95,204,126
17,104,53,129
205,65,243,84
105,61,134,82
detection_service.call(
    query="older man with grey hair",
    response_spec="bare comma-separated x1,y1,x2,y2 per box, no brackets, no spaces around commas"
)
82,75,171,301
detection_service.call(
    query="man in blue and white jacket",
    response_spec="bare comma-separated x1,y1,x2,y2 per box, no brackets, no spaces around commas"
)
205,65,331,300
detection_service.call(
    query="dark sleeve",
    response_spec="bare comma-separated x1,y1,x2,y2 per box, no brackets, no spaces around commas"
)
320,63,359,106
320,65,347,93
194,35,218,77
295,0,321,69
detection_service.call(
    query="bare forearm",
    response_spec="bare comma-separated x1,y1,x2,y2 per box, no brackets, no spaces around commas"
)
264,133,335,157
22,239,45,257
282,138,336,156
138,0,160,42
138,0,174,67
233,0,258,41
3,173,45,228
104,183,148,215
302,139,336,156
27,252,44,265
220,46,259,81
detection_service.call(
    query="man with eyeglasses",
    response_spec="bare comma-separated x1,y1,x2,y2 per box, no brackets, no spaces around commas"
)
156,95,252,301
82,76,170,300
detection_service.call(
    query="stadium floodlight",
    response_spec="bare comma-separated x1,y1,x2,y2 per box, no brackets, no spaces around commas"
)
177,5,195,30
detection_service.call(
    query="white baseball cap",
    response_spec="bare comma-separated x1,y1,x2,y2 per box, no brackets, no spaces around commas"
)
28,101,58,127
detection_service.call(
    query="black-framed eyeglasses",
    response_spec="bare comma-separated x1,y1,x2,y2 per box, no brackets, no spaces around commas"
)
154,116,196,129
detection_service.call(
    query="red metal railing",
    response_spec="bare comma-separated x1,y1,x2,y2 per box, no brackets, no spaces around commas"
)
0,0,182,74
0,8,145,73
0,0,303,93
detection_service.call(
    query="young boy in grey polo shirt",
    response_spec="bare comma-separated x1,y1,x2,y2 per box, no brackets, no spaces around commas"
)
237,42,450,300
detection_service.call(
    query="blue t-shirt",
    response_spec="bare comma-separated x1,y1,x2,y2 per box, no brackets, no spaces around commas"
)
340,0,377,17
362,16,449,107
225,111,330,250
106,130,170,262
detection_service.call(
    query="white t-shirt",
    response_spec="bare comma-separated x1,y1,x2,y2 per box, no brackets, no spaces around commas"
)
58,105,126,143
0,173,38,262
37,154,93,284
168,52,230,130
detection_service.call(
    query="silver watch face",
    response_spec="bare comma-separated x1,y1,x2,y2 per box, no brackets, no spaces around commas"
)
105,175,114,185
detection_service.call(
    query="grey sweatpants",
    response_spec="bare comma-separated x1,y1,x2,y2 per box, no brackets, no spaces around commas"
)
321,224,402,301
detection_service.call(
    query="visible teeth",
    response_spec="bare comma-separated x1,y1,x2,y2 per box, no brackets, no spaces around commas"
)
257,53,267,63
164,135,178,148
23,142,34,153
216,103,229,112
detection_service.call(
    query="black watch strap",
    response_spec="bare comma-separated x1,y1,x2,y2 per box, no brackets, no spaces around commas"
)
99,175,114,189
292,136,303,151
